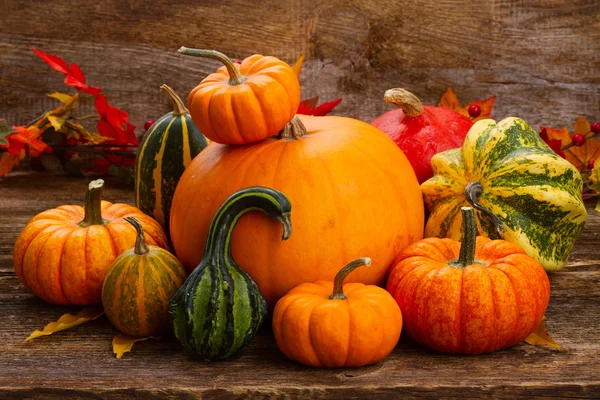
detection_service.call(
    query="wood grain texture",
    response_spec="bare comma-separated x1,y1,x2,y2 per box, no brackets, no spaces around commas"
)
0,172,599,399
0,0,598,135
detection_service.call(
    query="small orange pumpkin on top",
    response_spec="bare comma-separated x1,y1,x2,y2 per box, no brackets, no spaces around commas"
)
272,257,402,367
386,206,550,355
179,47,300,145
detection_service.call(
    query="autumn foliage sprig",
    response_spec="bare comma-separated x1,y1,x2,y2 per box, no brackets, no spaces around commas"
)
0,48,139,180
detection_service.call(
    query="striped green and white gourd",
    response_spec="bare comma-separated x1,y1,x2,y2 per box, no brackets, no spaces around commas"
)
421,117,588,271
168,186,292,360
135,84,207,240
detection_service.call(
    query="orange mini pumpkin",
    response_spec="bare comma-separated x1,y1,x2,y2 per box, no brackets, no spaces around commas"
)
179,47,300,145
273,258,403,367
386,207,550,355
14,179,168,306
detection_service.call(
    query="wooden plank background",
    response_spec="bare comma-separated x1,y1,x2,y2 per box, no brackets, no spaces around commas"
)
1,0,599,135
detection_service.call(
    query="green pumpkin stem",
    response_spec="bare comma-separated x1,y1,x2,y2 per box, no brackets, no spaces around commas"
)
123,216,150,255
278,116,307,140
383,88,424,118
329,257,371,300
160,84,188,116
456,207,477,267
204,187,292,262
464,181,504,239
78,179,108,227
177,47,246,86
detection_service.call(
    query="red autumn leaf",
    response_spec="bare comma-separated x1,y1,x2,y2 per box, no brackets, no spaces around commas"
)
297,97,342,116
0,151,20,178
32,48,101,96
539,128,566,159
4,126,47,158
95,94,138,146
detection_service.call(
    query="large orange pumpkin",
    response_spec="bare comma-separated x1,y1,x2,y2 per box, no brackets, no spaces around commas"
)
386,207,550,354
13,179,168,306
179,47,300,145
170,115,424,307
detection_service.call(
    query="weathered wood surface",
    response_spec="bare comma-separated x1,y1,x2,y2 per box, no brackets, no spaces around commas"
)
0,172,599,399
1,0,599,134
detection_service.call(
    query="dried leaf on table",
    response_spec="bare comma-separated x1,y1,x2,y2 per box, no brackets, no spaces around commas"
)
438,87,496,122
290,55,304,77
112,334,160,359
524,316,560,350
544,116,599,169
24,306,105,342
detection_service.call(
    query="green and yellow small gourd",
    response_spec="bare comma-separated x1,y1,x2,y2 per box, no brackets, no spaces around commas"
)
421,117,587,271
168,186,292,360
102,216,188,337
135,84,208,240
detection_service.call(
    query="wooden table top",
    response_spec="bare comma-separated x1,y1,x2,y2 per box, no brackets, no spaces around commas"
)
1,171,599,399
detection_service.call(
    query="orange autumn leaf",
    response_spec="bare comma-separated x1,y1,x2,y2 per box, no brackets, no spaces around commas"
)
438,87,495,122
524,316,560,350
544,116,599,169
112,334,160,359
0,152,20,178
24,307,105,342
290,55,304,77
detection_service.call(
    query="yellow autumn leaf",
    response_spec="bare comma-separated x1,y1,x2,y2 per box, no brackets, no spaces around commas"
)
545,116,599,169
524,316,560,350
438,88,495,122
438,88,461,110
24,307,104,342
112,334,160,359
290,55,304,77
47,92,73,104
47,115,66,131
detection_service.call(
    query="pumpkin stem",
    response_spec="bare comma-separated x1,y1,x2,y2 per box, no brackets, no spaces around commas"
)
78,179,109,227
123,216,150,255
278,116,307,140
160,84,188,116
456,207,477,267
464,181,504,239
383,88,424,118
329,257,371,300
177,47,246,86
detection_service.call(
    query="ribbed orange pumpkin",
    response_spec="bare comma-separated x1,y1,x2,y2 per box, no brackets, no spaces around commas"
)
102,217,187,337
170,115,424,307
13,180,168,306
179,47,300,145
386,207,550,355
273,258,402,367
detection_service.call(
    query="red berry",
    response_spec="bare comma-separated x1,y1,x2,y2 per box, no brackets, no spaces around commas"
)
144,120,155,131
572,134,586,146
468,104,481,118
67,137,78,146
45,146,54,154
591,122,600,134
587,159,596,170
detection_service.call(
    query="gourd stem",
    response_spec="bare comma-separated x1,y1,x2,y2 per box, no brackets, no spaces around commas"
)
278,116,307,140
178,47,246,85
383,88,424,118
457,207,477,267
464,181,504,238
123,216,149,255
203,187,292,263
160,84,188,116
329,258,371,300
78,179,108,227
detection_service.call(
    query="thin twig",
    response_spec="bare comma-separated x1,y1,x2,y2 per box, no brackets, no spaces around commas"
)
69,115,99,121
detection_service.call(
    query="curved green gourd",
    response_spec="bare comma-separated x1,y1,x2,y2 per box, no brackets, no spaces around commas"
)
168,186,292,360
135,84,208,241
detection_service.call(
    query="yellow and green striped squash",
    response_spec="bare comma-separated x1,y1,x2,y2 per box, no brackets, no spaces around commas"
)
169,186,292,360
421,117,587,271
102,216,188,337
135,85,207,240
